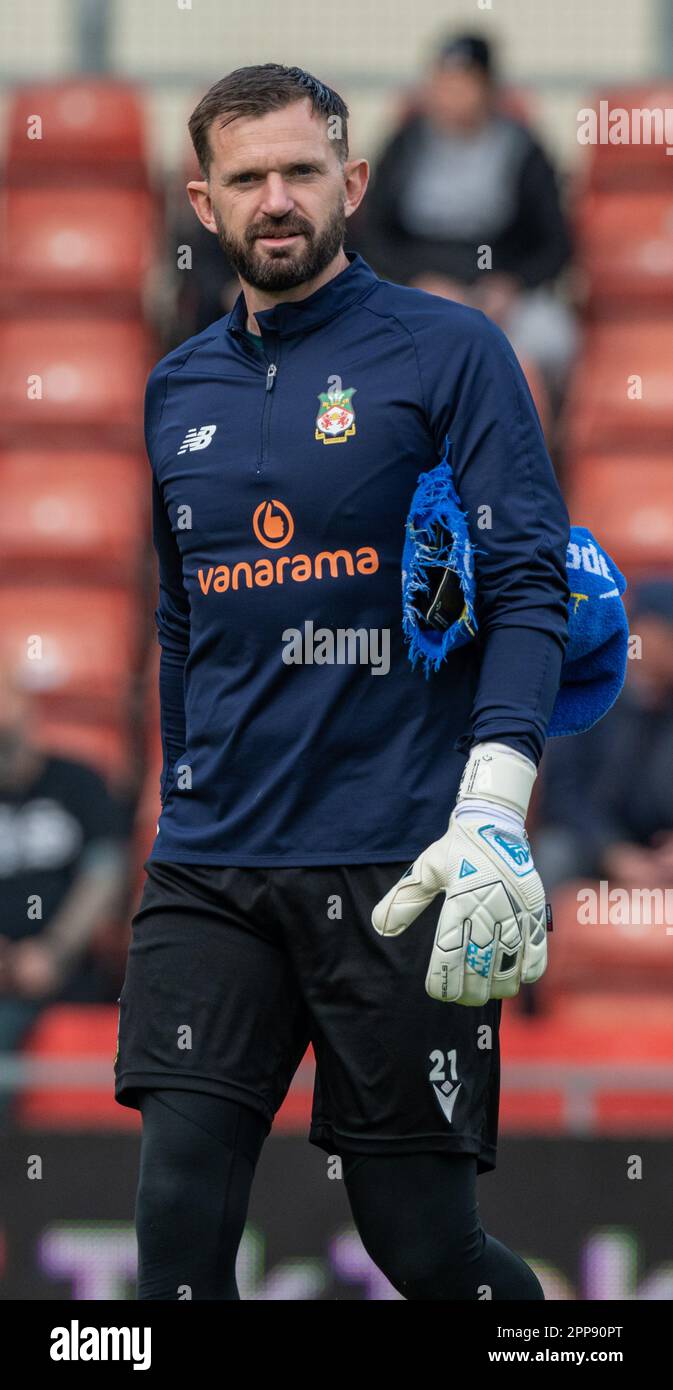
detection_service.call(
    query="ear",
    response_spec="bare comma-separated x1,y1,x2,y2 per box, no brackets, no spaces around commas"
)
187,179,219,235
343,158,369,220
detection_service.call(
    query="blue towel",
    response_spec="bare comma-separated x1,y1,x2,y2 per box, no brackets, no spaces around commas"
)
402,456,629,737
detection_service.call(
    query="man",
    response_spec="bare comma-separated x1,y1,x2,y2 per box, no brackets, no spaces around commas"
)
535,580,673,893
355,33,576,401
0,663,125,1121
114,64,569,1301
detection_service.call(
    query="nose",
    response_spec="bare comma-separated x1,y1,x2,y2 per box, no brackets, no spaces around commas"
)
258,172,295,218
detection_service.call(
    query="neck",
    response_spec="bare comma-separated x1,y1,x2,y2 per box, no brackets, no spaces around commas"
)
242,247,350,335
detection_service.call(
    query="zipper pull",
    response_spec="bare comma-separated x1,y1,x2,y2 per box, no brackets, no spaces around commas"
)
266,363,278,392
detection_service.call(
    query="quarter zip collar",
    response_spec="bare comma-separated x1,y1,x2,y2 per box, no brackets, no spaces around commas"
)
226,251,379,341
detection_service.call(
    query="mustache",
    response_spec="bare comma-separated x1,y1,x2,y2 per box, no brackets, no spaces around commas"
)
247,221,313,242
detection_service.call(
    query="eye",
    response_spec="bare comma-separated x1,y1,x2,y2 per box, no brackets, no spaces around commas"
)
291,165,317,176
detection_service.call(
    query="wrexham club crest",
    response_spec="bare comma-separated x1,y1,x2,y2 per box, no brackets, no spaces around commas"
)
315,381,357,444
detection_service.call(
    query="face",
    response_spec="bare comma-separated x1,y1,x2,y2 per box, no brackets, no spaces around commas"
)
187,98,368,292
424,63,492,131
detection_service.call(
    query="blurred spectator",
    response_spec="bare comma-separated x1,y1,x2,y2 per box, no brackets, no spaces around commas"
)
534,580,673,892
352,33,577,400
171,212,239,343
0,664,127,1115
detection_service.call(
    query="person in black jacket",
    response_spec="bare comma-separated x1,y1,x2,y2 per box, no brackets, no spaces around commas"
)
534,580,673,891
352,33,577,399
0,663,127,1122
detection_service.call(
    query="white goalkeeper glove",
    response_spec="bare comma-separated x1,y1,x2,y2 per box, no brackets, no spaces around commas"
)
371,742,549,1006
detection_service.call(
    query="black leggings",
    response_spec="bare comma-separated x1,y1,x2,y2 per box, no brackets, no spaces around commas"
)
135,1089,543,1301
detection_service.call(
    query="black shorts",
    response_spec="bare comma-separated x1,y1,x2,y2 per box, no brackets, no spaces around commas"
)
114,859,502,1172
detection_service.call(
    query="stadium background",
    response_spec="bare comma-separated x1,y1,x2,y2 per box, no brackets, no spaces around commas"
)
1,0,673,1300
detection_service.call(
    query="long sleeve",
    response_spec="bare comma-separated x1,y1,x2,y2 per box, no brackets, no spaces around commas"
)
152,472,190,803
415,307,570,766
144,366,190,805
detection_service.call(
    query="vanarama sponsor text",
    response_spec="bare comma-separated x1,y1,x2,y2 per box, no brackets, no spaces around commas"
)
197,545,379,594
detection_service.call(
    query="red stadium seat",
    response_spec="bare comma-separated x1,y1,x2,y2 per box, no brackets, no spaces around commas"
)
0,586,140,711
539,882,673,1001
17,996,673,1136
14,1006,138,1130
575,192,673,313
0,319,153,446
500,994,673,1134
564,321,673,453
567,452,673,574
14,1008,310,1132
0,189,158,311
4,80,149,187
0,450,148,584
583,85,673,191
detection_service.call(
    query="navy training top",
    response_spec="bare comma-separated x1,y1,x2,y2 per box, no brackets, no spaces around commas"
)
147,252,569,866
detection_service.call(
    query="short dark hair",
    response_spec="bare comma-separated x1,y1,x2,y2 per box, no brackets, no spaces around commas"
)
436,33,494,80
189,63,350,177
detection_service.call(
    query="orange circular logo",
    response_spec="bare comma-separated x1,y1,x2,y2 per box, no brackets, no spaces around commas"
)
252,499,294,549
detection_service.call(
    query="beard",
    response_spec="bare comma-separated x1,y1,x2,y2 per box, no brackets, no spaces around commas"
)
212,197,346,292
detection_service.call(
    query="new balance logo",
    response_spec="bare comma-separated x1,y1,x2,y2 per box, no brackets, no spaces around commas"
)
178,424,217,455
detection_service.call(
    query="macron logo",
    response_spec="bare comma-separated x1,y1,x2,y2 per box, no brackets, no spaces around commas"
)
178,424,217,455
432,1080,462,1124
